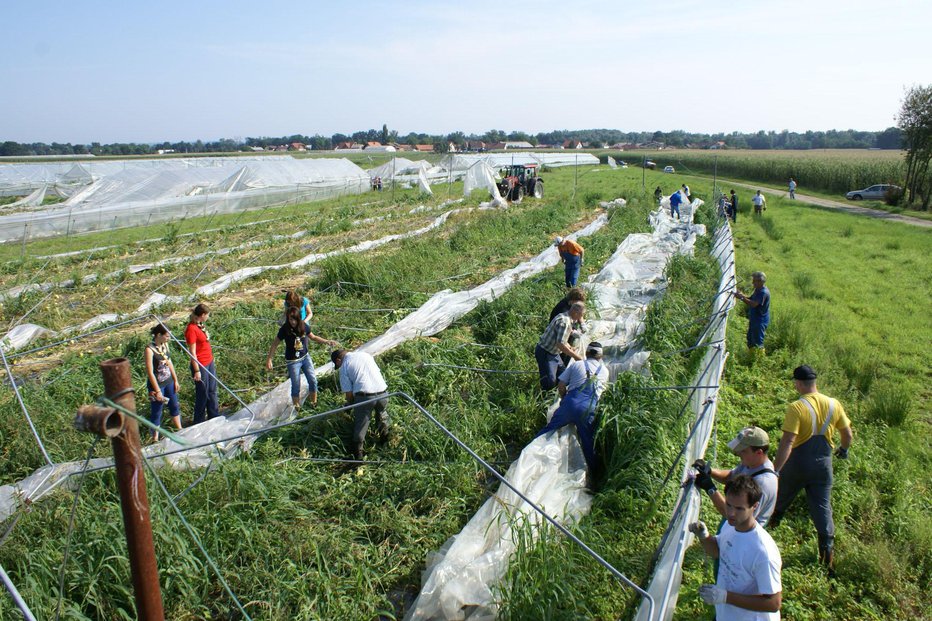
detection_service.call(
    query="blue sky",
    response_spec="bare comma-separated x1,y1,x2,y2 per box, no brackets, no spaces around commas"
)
1,1,929,143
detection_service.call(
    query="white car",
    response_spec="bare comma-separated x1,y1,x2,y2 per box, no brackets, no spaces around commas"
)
845,184,900,200
663,165,675,173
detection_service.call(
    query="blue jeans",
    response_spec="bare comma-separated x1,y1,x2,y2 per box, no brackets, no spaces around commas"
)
561,253,581,287
747,319,768,348
286,355,318,399
147,379,180,432
534,343,564,391
536,384,600,468
192,360,219,424
670,203,680,219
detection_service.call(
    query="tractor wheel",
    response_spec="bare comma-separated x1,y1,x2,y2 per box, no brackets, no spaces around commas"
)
512,186,525,203
533,181,544,199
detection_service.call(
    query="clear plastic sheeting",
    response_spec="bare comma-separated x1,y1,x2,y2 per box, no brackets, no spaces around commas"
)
0,211,611,521
607,156,617,169
406,204,707,621
635,219,735,621
408,431,591,621
0,157,370,242
418,169,434,195
441,152,600,171
462,161,501,202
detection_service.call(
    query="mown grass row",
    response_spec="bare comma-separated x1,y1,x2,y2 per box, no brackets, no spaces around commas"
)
674,191,931,620
0,165,665,618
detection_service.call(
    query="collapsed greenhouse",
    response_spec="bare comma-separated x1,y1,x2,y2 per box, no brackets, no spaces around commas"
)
0,152,599,243
0,159,735,620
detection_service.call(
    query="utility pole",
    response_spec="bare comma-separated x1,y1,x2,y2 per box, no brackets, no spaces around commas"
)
74,358,165,621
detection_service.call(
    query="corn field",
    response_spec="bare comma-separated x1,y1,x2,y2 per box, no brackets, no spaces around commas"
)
641,149,906,195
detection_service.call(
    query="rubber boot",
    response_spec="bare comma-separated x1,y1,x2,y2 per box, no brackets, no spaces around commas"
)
818,534,836,578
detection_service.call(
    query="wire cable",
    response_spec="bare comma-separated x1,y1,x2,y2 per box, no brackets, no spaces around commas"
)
54,437,100,621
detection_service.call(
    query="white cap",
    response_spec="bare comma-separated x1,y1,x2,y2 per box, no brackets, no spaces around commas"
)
554,236,564,245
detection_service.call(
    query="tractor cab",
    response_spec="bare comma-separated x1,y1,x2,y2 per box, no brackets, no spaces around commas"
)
497,164,543,202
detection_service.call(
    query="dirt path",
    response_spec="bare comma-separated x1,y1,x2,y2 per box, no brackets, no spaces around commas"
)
724,180,932,228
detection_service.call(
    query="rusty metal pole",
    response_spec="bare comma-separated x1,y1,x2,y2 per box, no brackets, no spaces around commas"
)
97,357,165,621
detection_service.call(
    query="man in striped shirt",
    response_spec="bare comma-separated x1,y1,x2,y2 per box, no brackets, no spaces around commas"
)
534,302,585,390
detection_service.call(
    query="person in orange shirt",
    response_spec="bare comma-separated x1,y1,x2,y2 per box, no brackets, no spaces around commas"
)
554,236,585,287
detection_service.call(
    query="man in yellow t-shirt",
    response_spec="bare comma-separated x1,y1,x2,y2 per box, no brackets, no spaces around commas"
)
771,365,853,574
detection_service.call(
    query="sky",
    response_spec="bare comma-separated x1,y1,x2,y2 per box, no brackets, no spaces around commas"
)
1,0,930,144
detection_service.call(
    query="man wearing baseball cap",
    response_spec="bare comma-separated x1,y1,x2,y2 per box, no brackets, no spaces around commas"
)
771,364,853,575
693,426,779,526
536,341,609,475
554,235,585,287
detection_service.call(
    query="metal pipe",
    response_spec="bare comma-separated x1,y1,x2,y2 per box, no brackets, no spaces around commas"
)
0,345,54,466
97,358,165,621
0,564,38,621
74,405,125,438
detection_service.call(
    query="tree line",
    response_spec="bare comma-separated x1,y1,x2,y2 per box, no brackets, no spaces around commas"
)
0,127,904,157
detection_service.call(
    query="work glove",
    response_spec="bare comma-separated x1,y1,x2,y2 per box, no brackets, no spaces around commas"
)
835,446,849,459
699,584,727,605
688,521,710,540
692,459,717,494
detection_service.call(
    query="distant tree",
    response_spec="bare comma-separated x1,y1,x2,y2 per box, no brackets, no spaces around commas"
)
381,124,390,145
875,126,903,149
0,141,28,156
897,85,932,209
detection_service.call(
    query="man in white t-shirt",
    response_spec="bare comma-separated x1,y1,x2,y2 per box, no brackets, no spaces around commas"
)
535,341,610,472
331,349,390,462
690,475,783,620
752,190,767,214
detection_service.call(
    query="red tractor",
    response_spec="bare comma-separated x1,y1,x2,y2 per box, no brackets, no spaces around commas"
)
497,164,544,202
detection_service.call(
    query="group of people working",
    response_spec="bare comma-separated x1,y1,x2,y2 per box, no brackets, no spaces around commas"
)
141,291,390,465
689,364,853,619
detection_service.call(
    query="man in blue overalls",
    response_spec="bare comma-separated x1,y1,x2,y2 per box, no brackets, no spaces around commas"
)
735,271,770,351
771,365,854,575
536,341,609,474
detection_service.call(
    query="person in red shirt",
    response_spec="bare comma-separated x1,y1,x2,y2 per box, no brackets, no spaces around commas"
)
554,236,585,287
184,303,219,423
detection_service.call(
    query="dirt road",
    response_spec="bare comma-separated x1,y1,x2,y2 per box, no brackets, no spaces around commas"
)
725,181,932,229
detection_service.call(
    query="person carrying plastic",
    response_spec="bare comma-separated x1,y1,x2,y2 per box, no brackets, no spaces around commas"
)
654,186,663,204
185,303,220,424
669,189,683,220
535,341,608,471
692,426,779,526
534,302,585,391
554,236,585,287
331,348,391,462
734,271,770,351
266,306,338,409
144,323,182,441
682,184,691,201
729,189,739,223
770,365,853,575
689,475,783,619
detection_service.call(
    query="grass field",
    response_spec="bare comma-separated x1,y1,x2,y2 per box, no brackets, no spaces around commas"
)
0,160,929,620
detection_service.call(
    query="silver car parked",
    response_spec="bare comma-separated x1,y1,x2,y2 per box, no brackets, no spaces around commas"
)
845,184,900,200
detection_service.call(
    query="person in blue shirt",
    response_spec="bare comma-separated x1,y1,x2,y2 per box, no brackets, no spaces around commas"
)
735,272,770,350
669,190,683,220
